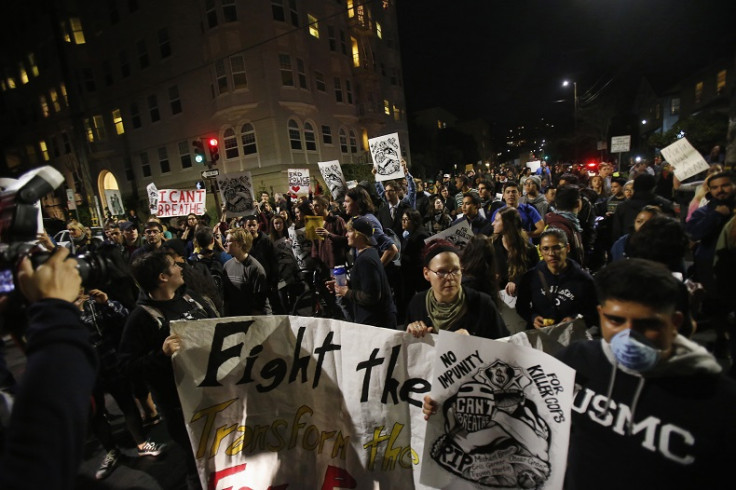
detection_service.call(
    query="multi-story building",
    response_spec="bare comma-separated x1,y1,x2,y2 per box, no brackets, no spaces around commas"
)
0,0,409,222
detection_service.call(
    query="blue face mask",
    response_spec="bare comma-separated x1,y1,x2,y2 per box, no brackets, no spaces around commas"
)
609,329,661,372
402,230,410,239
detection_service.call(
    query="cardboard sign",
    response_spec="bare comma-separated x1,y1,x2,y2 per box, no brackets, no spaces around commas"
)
318,160,348,199
288,168,310,194
659,137,711,182
217,171,255,217
154,189,206,217
369,132,404,182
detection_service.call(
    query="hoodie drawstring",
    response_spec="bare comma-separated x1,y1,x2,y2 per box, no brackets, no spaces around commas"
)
628,377,646,434
602,360,617,417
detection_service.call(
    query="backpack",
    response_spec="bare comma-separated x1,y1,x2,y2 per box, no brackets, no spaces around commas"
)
191,252,225,298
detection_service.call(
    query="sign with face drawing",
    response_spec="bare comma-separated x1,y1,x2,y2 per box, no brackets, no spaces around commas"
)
369,132,405,182
421,331,575,490
318,160,348,200
216,171,255,217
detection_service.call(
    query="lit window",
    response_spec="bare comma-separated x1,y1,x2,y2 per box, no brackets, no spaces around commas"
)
224,128,239,159
347,0,355,17
376,22,382,39
70,17,86,44
308,14,319,38
112,109,125,135
60,21,70,42
84,118,95,142
39,140,50,161
6,77,16,90
241,123,257,155
384,99,390,115
717,70,727,94
695,81,703,104
393,104,400,121
179,141,192,169
40,95,50,117
60,83,68,105
28,53,39,77
168,85,182,114
231,55,247,89
19,63,28,84
304,122,317,151
351,37,360,67
158,147,170,173
215,59,228,93
288,120,302,150
279,54,294,86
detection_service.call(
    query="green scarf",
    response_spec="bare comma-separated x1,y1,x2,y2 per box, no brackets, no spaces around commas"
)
425,286,467,332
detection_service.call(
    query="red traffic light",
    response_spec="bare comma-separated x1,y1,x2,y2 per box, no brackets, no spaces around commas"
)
208,138,218,147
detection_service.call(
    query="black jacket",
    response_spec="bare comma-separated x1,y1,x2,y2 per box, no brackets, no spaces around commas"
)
405,286,508,339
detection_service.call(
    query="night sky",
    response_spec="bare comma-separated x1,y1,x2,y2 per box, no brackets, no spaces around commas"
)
396,0,736,129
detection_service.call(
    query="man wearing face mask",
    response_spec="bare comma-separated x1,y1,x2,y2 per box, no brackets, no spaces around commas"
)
555,259,736,489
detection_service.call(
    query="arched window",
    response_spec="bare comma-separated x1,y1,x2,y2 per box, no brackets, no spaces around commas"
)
304,122,317,151
223,128,239,159
349,130,358,153
288,119,302,150
241,123,257,155
339,129,348,153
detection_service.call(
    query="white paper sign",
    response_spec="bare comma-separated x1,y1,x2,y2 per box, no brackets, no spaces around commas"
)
217,171,255,217
610,135,631,153
318,160,348,199
146,182,158,214
526,160,541,173
104,189,124,216
660,137,711,182
421,330,575,489
369,132,404,182
66,188,76,210
424,220,475,250
155,189,206,217
288,168,310,194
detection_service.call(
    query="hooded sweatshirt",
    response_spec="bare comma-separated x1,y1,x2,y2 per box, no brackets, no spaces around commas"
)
556,336,736,490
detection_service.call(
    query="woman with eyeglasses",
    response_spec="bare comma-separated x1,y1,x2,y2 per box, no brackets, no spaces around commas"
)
516,228,598,330
405,241,508,339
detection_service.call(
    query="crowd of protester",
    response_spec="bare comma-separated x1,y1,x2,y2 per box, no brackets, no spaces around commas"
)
2,150,735,489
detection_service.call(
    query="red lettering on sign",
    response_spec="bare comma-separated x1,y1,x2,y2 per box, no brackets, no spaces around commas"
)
208,463,247,490
321,465,356,490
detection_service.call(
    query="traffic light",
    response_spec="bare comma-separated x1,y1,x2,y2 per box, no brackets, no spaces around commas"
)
193,139,206,164
208,138,220,163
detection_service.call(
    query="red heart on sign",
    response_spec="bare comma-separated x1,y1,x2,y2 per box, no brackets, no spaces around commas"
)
291,185,300,192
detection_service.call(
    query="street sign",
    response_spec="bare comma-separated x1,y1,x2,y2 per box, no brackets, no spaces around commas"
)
610,135,631,153
201,169,220,178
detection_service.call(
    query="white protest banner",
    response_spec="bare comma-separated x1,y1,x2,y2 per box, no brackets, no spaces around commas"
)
288,225,312,271
318,160,348,199
171,316,435,489
421,330,575,489
146,182,158,214
155,189,206,217
660,137,711,182
369,132,404,182
526,160,541,173
217,171,255,217
288,168,310,194
424,220,474,250
610,135,631,153
104,189,124,216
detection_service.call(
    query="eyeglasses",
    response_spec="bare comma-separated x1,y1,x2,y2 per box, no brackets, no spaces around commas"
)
540,245,565,254
428,268,461,279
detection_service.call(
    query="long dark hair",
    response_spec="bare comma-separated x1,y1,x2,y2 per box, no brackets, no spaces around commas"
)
460,234,499,302
269,215,288,241
346,187,375,215
497,207,532,283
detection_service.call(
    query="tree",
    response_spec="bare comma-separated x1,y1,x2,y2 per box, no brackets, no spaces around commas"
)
648,111,728,153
